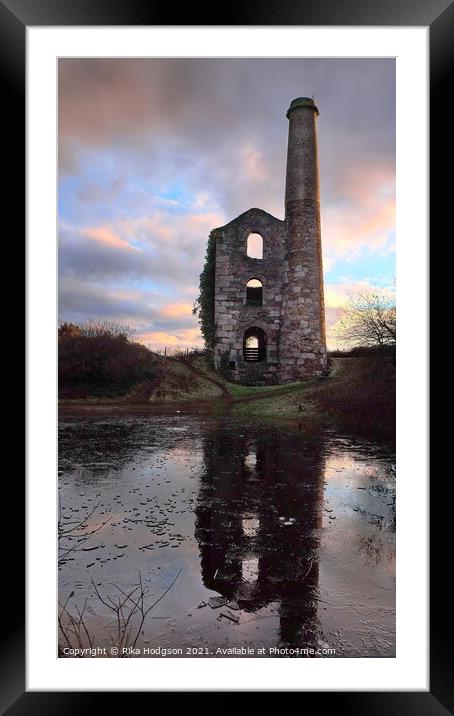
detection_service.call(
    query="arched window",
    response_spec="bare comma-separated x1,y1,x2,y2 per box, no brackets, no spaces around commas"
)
243,327,267,362
246,232,263,259
246,278,263,306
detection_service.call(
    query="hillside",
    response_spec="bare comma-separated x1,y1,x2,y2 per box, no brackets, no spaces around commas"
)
60,351,395,441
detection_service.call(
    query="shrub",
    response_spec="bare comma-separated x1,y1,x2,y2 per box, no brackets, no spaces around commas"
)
328,344,395,358
314,356,395,440
58,321,159,398
193,231,216,349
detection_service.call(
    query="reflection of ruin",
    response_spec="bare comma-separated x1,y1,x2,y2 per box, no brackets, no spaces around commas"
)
195,423,325,647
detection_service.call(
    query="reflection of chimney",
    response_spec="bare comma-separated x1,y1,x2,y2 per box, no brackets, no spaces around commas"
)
278,561,320,648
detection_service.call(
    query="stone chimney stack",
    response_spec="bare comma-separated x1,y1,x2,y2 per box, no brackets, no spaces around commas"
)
279,97,327,380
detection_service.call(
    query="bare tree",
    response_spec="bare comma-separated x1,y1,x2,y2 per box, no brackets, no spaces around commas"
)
58,500,111,566
58,502,182,656
79,320,137,340
336,289,396,348
58,569,181,656
58,320,137,340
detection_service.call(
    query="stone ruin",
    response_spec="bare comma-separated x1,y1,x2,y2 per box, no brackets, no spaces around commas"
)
211,97,327,384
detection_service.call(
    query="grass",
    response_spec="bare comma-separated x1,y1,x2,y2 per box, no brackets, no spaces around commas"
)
59,349,395,442
231,379,320,416
190,355,313,399
228,356,395,442
148,360,223,402
225,381,303,398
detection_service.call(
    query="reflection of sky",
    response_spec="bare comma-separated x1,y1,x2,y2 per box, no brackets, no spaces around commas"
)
244,452,257,470
59,416,395,655
59,59,395,349
242,557,259,583
242,518,260,538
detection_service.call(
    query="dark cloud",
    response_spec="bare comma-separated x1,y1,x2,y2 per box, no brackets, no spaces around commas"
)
59,277,198,335
59,58,395,214
58,58,395,345
58,213,216,287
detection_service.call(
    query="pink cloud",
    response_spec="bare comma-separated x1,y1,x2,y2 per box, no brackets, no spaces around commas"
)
59,60,153,147
83,227,138,252
239,143,268,182
159,302,194,319
321,161,395,269
58,59,396,355
112,209,225,248
138,328,203,348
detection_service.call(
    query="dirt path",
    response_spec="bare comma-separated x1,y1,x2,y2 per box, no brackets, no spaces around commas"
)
170,357,318,404
233,383,315,404
59,358,322,416
169,357,232,399
59,383,314,417
118,380,156,403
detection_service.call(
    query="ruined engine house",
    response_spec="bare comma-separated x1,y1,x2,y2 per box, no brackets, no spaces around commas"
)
211,97,327,385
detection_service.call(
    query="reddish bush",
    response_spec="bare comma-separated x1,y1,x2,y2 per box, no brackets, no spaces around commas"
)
313,357,395,441
58,322,159,398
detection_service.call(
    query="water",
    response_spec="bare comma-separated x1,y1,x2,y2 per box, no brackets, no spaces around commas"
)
58,416,395,658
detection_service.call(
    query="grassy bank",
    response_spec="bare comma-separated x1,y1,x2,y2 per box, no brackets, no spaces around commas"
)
59,327,394,441
230,357,395,440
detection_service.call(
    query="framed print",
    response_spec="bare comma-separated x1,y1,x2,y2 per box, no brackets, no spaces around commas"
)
4,0,445,708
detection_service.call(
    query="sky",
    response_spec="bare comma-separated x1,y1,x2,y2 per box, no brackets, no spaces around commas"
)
58,58,396,350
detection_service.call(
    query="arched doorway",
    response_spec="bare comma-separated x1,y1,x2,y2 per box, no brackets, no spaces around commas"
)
243,327,267,362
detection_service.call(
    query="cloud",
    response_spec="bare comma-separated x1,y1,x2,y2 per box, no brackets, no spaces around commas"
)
321,160,395,270
59,206,224,288
58,58,395,348
239,143,268,182
159,302,194,319
59,277,156,322
83,226,138,251
59,276,201,337
138,329,203,349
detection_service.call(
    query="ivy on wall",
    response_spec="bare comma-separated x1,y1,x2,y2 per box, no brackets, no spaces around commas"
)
193,230,216,349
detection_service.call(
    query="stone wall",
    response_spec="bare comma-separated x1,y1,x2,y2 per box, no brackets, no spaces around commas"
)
213,208,286,385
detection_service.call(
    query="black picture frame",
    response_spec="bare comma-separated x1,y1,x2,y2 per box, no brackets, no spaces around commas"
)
7,0,443,709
